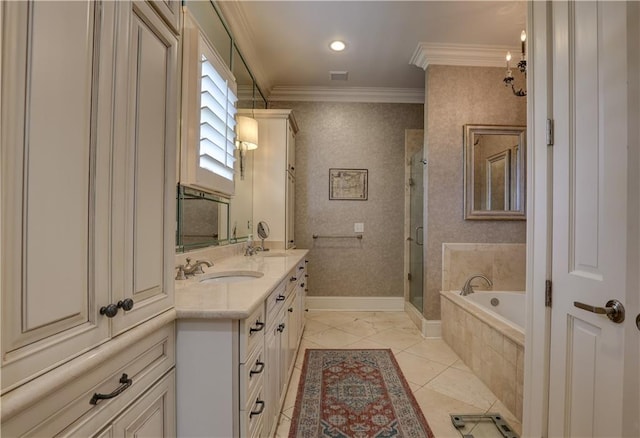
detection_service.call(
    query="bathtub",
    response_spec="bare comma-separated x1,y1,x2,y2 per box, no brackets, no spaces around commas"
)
465,291,525,332
440,290,525,421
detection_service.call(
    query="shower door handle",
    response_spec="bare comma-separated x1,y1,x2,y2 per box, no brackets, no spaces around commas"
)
415,226,424,246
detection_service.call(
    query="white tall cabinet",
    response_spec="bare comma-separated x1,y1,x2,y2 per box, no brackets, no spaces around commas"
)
241,109,298,249
1,0,179,435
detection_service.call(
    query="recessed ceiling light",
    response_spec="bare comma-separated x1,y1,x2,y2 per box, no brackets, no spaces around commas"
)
329,40,346,52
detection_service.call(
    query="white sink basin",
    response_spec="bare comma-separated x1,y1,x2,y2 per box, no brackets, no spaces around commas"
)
199,271,264,284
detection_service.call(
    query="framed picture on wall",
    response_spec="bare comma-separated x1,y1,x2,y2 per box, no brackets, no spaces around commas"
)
329,168,368,200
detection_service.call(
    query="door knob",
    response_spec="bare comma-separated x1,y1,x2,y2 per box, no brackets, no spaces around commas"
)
99,304,119,318
117,298,134,311
574,299,625,323
636,314,640,331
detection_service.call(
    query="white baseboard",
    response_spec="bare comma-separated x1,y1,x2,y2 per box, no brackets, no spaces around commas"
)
403,302,442,338
306,296,404,311
423,320,442,338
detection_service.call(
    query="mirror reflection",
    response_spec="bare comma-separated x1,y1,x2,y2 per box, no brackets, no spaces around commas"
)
178,0,268,252
177,185,229,251
464,125,526,220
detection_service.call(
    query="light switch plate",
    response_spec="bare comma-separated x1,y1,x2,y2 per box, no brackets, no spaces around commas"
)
354,222,364,233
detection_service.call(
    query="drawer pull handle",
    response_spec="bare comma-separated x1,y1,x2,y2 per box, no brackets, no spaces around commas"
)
290,276,297,282
99,304,119,318
277,323,285,333
250,361,265,377
249,321,265,334
298,266,304,270
276,295,286,302
305,274,309,278
117,298,134,311
300,283,305,288
250,399,265,418
90,373,132,405
288,307,294,313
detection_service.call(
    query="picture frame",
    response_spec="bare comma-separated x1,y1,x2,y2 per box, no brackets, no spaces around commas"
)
329,168,368,200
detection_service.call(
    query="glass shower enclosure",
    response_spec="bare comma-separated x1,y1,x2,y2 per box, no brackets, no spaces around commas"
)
409,148,424,312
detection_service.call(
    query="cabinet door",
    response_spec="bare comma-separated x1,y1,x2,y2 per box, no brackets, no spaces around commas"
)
264,320,280,437
109,370,176,437
0,0,114,392
286,171,295,249
147,0,181,34
111,0,177,335
286,294,298,376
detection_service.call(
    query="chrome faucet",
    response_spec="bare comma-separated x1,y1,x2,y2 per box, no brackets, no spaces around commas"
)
460,274,493,296
245,241,256,256
175,258,213,280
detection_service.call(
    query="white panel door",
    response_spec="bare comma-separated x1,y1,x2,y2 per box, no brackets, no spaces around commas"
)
0,0,113,392
111,0,177,335
548,1,638,436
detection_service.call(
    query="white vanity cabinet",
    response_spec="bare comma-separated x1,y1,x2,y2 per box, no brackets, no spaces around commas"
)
0,0,178,394
241,109,299,249
176,304,267,437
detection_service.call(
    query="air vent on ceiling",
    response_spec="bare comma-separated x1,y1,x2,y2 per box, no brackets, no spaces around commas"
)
329,71,348,81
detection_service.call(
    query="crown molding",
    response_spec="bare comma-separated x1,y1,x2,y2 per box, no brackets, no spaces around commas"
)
267,86,425,104
410,42,521,70
215,0,272,97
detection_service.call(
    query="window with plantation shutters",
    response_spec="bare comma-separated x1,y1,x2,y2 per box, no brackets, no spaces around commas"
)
180,11,238,196
199,54,237,184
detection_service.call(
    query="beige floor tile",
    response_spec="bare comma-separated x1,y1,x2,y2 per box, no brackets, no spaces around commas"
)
281,405,295,420
274,414,291,437
393,351,448,387
413,386,484,438
302,319,332,335
408,381,423,393
341,338,404,355
282,367,302,411
404,339,460,367
306,312,361,328
450,359,472,373
303,327,363,348
425,367,497,412
364,327,423,350
333,318,380,337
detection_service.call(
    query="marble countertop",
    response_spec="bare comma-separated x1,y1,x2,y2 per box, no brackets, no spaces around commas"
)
174,249,309,319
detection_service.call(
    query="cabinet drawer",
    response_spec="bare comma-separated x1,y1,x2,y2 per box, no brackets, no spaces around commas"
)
240,305,265,362
241,390,266,438
266,280,287,319
2,322,175,437
240,346,265,410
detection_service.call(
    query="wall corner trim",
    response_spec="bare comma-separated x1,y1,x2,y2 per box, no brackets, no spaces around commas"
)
410,42,521,70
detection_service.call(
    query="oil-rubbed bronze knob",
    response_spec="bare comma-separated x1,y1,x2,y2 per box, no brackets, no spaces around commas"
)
100,304,118,318
117,298,134,311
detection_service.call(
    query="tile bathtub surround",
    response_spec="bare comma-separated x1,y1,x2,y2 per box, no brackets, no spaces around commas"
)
440,293,524,422
442,243,526,292
275,311,521,438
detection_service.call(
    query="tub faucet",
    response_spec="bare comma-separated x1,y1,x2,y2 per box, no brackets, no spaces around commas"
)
460,274,493,296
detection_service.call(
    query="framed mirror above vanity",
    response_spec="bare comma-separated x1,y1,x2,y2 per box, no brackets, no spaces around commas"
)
176,1,267,252
463,124,526,220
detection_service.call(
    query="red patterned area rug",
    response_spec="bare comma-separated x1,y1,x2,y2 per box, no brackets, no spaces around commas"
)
289,349,434,438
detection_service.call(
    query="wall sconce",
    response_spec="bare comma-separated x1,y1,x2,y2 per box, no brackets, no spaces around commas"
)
503,30,527,97
236,115,258,180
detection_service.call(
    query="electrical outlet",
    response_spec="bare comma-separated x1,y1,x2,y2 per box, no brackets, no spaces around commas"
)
354,222,364,233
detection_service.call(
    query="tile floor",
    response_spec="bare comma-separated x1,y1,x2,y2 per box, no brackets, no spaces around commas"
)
275,310,522,438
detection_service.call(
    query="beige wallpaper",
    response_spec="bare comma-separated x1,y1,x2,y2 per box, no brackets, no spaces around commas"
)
270,101,424,298
424,65,527,320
